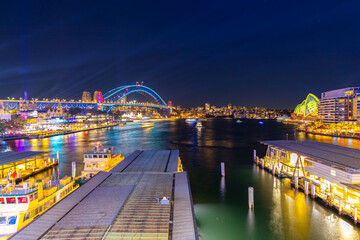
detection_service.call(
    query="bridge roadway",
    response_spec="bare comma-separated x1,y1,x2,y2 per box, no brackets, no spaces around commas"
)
10,150,198,240
0,100,170,110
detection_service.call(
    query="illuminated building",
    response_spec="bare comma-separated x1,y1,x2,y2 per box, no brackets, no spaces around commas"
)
205,103,210,112
319,87,360,123
82,91,92,102
294,93,319,117
258,140,360,223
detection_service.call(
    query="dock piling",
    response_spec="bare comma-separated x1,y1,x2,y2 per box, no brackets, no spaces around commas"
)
221,162,225,177
355,207,358,223
294,176,299,189
272,165,275,175
248,187,254,209
72,161,76,179
339,199,342,215
304,181,309,195
311,184,315,199
57,151,59,161
261,159,264,169
253,149,256,163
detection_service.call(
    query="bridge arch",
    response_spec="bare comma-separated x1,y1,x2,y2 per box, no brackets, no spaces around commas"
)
103,85,167,105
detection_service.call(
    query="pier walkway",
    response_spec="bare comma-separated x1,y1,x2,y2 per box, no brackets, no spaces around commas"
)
11,150,198,240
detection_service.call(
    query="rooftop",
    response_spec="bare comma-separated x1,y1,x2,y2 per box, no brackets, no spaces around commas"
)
0,151,49,165
11,150,197,240
260,140,360,171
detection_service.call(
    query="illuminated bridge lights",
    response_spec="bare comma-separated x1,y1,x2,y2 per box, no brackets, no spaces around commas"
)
0,84,172,112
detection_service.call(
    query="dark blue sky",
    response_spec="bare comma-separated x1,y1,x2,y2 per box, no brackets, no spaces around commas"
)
0,0,360,108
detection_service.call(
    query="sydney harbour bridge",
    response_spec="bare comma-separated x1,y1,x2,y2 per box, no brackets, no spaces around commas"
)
0,84,172,113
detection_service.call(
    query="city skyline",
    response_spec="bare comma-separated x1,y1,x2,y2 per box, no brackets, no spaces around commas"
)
1,1,360,108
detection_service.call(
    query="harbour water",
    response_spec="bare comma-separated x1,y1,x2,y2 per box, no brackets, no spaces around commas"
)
2,119,360,240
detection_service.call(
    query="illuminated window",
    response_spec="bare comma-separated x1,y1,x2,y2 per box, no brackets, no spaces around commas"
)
6,197,16,204
331,169,336,176
18,197,28,203
0,198,4,204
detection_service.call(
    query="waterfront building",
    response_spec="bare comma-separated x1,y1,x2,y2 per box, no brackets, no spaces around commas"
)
257,140,360,223
318,87,360,123
81,91,92,103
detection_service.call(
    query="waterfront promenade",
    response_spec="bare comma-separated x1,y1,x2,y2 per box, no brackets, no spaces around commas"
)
11,150,198,240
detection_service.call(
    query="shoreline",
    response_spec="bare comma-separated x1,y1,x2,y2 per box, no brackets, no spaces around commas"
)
297,129,360,139
0,122,120,141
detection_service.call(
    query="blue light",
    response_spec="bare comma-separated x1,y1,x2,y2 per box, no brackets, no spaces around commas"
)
259,121,264,125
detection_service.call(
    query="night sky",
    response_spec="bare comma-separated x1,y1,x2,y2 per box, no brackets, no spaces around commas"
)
1,1,360,108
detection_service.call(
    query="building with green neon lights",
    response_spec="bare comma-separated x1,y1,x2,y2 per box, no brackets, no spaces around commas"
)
294,93,319,117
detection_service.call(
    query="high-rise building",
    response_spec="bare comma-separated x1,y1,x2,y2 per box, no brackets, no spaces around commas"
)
319,87,360,123
82,91,92,102
205,103,210,112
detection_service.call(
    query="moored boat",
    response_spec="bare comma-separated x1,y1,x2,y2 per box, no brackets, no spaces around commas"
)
81,142,125,178
0,176,78,239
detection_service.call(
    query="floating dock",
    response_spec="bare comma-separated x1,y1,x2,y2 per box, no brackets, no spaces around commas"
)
257,140,360,223
10,150,198,240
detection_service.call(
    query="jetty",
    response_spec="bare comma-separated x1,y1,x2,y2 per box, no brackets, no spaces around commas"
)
257,140,360,223
10,150,198,240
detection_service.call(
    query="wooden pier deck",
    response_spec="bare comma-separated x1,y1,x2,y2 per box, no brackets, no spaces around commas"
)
11,150,198,240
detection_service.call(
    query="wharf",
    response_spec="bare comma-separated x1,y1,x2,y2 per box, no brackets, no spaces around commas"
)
11,150,198,240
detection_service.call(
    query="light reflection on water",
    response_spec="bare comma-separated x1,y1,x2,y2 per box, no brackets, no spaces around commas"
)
2,119,360,239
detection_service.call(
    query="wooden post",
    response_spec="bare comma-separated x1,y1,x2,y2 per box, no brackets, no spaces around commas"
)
294,176,299,189
221,162,225,177
57,151,59,161
253,149,256,163
261,159,264,169
248,187,254,209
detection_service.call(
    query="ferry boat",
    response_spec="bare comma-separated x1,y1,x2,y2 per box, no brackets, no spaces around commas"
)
141,122,154,128
185,118,197,123
0,176,78,239
81,142,124,178
196,121,203,128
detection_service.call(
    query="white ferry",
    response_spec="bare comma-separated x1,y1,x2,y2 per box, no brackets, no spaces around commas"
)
81,142,124,178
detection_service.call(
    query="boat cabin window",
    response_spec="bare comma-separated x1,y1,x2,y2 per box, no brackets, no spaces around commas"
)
0,217,5,224
34,192,38,200
104,155,108,158
99,155,103,158
8,216,17,225
0,198,5,204
84,154,88,158
6,197,16,204
88,155,92,158
93,155,97,158
23,212,30,222
18,197,28,203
